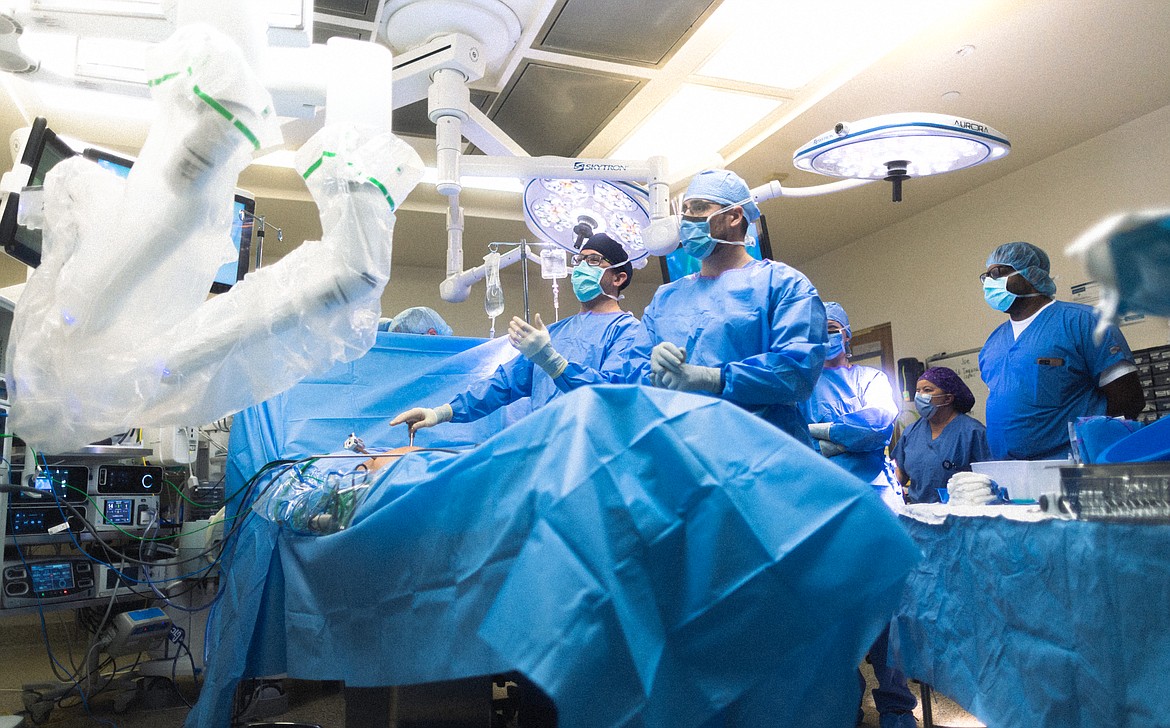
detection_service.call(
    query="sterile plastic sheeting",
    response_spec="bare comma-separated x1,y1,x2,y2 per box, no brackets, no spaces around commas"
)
890,514,1170,728
5,24,423,454
187,384,922,728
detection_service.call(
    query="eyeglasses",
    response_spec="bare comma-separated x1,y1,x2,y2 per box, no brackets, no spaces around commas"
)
979,265,1016,283
680,199,721,217
572,253,610,267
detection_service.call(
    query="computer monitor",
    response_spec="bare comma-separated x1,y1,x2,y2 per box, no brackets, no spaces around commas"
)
0,117,77,269
215,193,254,293
0,120,252,291
658,214,775,283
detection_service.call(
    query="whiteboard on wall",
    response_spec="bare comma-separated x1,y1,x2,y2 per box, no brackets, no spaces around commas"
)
925,347,989,423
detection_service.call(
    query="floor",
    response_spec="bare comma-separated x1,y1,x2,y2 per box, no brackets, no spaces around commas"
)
0,614,986,728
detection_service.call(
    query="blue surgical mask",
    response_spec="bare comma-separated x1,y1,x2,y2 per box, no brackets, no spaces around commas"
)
825,331,845,359
571,263,607,302
680,219,718,260
982,274,1018,312
914,392,938,419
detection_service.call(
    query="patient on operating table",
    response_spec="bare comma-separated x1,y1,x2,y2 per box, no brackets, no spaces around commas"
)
253,443,432,536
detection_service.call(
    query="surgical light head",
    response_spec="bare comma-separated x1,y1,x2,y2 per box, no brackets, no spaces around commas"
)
986,241,1057,297
683,169,761,223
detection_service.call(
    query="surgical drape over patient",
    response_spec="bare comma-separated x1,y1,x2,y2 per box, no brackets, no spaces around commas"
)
187,381,919,728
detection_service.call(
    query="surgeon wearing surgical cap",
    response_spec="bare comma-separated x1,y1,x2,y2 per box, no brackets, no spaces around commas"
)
800,302,902,501
891,367,991,504
978,241,1144,460
391,233,642,433
623,169,826,447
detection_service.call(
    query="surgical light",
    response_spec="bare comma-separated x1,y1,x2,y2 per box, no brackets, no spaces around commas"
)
522,178,651,268
793,112,1010,202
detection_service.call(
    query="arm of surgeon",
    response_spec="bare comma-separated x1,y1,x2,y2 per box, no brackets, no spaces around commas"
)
1103,371,1145,419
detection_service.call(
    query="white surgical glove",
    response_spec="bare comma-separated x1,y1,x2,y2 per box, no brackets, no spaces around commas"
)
650,341,687,387
660,363,723,395
946,471,995,505
390,404,453,433
808,422,833,441
818,439,847,458
508,314,568,378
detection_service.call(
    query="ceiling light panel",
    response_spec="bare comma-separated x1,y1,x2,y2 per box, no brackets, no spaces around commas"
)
612,83,781,169
697,0,976,90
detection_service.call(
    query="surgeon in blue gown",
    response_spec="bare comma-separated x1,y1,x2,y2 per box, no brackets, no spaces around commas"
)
978,241,1144,460
391,233,642,432
802,302,902,502
623,169,826,446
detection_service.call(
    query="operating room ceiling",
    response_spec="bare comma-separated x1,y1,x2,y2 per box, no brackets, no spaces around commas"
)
3,0,1170,271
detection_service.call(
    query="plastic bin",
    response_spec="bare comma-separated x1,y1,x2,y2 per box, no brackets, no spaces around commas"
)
970,459,1069,502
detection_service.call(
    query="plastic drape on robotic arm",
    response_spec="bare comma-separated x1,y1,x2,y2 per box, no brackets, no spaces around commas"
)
5,25,423,454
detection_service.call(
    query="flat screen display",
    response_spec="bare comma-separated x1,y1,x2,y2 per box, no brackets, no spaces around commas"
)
30,562,75,592
0,117,77,268
659,215,775,283
103,499,135,525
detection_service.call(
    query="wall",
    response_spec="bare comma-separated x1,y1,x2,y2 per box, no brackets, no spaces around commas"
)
800,102,1170,395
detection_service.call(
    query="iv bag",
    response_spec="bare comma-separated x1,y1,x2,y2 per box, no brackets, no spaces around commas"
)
540,248,568,279
484,251,504,319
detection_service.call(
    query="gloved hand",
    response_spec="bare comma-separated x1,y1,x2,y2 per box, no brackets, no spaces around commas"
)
508,314,567,378
660,364,723,394
808,422,833,441
389,404,453,433
817,439,847,457
946,471,995,505
650,341,686,387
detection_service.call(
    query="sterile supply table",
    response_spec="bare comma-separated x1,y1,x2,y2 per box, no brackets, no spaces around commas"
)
889,503,1170,728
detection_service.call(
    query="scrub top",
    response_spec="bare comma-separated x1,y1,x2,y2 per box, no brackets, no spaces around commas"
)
801,364,900,487
624,259,827,447
449,310,641,423
980,301,1133,460
891,413,992,503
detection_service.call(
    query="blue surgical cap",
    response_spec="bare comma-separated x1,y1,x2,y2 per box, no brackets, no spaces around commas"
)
386,306,453,336
683,170,761,223
824,301,851,339
986,241,1057,297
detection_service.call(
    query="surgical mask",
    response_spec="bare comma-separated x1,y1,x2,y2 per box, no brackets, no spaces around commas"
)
680,219,719,260
982,270,1047,312
825,331,845,359
571,263,610,302
914,392,938,419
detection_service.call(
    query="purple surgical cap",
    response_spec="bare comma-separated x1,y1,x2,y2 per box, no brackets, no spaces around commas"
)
920,367,975,414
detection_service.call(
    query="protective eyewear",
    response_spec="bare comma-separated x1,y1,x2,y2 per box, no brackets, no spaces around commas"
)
572,253,610,267
680,196,753,222
979,265,1017,283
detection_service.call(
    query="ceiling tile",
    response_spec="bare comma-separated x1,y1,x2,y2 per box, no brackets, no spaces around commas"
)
537,0,722,67
314,0,379,22
489,62,641,157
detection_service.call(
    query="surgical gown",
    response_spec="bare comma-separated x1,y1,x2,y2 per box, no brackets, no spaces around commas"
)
979,301,1134,460
624,259,826,446
801,364,900,488
449,310,640,422
890,414,991,503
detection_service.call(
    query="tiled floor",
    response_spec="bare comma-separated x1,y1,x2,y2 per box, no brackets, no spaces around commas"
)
1,614,984,727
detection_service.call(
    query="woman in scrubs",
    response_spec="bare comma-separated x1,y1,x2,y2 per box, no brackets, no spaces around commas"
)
891,366,992,503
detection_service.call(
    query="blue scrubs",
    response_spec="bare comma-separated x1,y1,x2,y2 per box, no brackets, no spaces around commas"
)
891,414,991,503
449,310,641,422
979,301,1133,460
801,365,900,487
624,259,826,447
